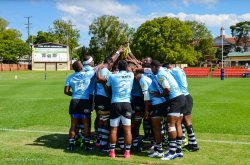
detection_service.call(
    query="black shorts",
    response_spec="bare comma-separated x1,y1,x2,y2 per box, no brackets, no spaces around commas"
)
150,102,167,118
168,95,185,114
111,102,132,120
94,95,112,111
69,99,91,115
184,94,193,115
131,96,144,112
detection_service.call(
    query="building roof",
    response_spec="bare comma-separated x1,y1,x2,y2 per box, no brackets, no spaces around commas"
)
214,36,235,47
224,37,235,44
227,51,250,57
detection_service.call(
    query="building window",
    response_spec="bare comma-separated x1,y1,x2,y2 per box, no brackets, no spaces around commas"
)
42,54,46,57
53,54,57,57
47,54,51,58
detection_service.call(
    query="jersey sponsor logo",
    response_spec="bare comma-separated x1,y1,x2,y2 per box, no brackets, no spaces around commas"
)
125,111,132,117
84,109,90,114
159,77,165,83
141,83,145,89
97,105,105,110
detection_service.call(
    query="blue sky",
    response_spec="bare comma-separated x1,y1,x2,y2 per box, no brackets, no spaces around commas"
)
1,0,250,46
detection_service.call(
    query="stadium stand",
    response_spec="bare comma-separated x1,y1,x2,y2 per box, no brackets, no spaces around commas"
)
211,68,249,77
183,67,210,77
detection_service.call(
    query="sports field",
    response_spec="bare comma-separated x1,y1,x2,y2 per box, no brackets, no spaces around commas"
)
0,71,249,165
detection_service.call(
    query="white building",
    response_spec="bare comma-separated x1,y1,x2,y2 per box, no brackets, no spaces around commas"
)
32,43,70,71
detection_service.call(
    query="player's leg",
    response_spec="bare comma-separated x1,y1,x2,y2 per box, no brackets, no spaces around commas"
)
183,94,199,151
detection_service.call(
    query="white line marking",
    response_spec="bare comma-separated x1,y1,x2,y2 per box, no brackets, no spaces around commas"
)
199,139,250,145
0,128,250,145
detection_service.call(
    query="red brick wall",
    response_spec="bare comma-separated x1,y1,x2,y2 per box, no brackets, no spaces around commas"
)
0,64,29,71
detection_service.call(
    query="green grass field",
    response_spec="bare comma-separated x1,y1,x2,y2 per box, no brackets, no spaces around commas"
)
0,71,250,165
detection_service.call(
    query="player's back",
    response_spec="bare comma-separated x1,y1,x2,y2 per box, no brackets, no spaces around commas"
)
108,71,134,103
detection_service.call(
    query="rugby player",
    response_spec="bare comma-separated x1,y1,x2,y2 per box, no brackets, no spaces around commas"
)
105,60,134,158
164,64,199,152
150,60,185,160
64,61,95,151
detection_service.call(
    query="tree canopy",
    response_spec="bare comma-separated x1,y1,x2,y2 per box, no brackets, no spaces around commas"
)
131,17,200,65
0,17,30,63
89,15,135,64
230,21,250,51
185,20,215,63
49,19,80,56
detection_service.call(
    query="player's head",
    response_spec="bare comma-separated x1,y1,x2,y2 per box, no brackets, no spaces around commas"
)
118,60,128,71
134,71,142,83
142,56,152,68
82,55,94,67
162,63,173,69
150,60,162,75
72,61,83,72
104,56,113,70
112,64,119,73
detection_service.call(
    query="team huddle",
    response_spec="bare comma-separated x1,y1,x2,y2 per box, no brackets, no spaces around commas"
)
64,47,199,160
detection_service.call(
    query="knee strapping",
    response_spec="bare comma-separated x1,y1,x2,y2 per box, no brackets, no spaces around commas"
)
168,126,176,132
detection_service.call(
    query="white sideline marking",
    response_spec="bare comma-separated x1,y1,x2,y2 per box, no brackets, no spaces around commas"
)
1,128,250,145
199,139,250,145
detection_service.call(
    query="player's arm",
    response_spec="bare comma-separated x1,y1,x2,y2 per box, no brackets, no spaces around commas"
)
64,86,72,96
153,77,170,97
105,85,112,98
105,75,112,98
111,47,124,63
139,79,151,119
96,65,107,83
143,93,151,120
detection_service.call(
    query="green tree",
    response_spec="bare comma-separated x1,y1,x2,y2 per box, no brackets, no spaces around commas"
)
0,40,30,63
0,17,30,63
230,21,250,51
131,17,197,65
185,20,215,64
89,15,135,64
0,17,8,32
27,31,57,44
49,20,80,56
75,46,89,61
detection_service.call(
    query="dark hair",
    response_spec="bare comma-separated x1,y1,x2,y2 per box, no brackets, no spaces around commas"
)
104,56,113,64
72,61,83,72
112,64,118,71
82,55,91,62
118,60,128,71
150,60,162,67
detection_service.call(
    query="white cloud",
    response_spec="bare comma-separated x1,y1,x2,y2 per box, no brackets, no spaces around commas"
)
182,0,218,5
164,13,250,28
57,3,86,15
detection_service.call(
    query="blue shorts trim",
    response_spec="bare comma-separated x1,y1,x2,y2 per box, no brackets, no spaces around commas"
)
71,114,90,119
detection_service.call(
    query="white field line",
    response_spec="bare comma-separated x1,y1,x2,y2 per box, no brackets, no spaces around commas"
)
0,128,250,145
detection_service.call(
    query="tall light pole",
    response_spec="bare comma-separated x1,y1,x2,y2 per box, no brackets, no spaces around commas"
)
220,27,225,80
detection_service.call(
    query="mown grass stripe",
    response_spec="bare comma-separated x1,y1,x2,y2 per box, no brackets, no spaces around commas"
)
1,128,250,145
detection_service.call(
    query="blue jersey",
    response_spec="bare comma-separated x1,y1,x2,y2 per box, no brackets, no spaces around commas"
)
131,80,143,97
106,71,134,103
140,74,166,105
65,71,95,99
96,67,111,97
166,67,189,96
83,65,96,95
156,67,182,100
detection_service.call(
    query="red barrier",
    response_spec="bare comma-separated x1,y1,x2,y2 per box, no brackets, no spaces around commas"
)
0,64,29,72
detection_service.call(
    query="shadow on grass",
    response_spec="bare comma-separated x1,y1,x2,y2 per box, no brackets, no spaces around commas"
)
27,133,152,159
26,133,108,157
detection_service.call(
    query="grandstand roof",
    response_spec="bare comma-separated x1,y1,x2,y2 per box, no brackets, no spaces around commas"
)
227,52,250,57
